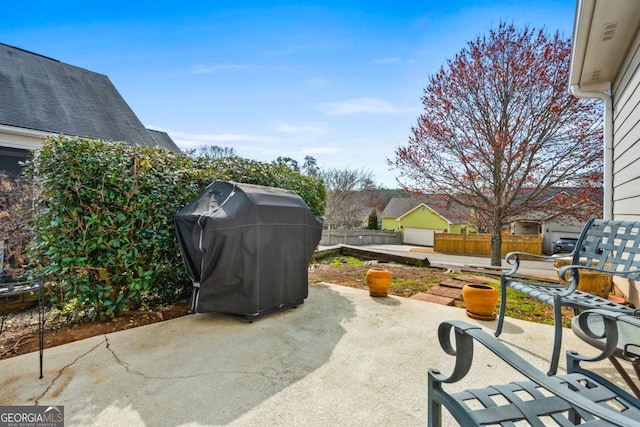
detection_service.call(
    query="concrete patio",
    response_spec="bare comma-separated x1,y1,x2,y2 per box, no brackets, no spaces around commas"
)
0,283,619,426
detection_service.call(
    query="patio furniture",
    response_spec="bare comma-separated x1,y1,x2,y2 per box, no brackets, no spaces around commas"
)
175,180,322,321
495,218,640,375
571,309,640,398
428,319,640,426
0,274,45,378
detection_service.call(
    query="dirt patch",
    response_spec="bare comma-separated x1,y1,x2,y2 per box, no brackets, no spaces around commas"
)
308,261,572,325
1,302,190,360
309,262,452,297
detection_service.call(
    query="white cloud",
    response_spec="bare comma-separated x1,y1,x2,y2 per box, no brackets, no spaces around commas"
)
170,131,280,149
273,121,327,134
192,63,249,74
316,98,416,116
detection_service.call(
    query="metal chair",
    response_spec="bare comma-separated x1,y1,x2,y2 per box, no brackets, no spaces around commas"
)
428,319,640,426
495,218,640,375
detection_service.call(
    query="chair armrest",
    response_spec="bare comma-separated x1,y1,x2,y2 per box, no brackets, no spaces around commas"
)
431,320,636,425
503,252,556,276
570,309,625,363
570,309,640,364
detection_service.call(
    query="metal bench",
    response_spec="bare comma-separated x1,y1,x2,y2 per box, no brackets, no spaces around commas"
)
495,218,640,375
428,314,640,426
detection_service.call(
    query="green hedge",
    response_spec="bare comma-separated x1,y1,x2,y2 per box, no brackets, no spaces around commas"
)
26,135,326,320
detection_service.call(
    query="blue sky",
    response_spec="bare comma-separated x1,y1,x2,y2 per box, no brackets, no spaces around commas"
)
2,1,577,188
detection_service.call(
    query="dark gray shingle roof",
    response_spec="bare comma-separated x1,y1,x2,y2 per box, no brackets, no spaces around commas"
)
147,129,180,152
381,197,419,218
0,43,178,151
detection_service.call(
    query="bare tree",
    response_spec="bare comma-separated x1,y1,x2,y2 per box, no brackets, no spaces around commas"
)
272,156,299,171
392,23,602,265
302,155,320,178
320,168,377,229
198,145,237,159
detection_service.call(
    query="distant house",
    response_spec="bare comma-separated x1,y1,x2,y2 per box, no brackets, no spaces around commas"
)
569,0,640,304
511,214,585,254
381,196,474,246
0,43,179,173
509,187,603,254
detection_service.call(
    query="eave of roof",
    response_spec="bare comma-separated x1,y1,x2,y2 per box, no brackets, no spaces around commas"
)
569,0,640,92
396,202,452,224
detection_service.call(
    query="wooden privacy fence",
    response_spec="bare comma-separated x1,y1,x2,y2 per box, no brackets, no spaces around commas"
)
433,233,543,256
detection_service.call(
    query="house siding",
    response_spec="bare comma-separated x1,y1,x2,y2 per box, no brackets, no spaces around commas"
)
612,27,640,220
608,20,640,305
400,206,449,231
450,224,467,233
381,218,399,231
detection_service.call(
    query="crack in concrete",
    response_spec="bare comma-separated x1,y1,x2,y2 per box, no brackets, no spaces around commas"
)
34,334,293,392
35,338,106,405
104,337,183,380
103,337,286,381
104,336,151,378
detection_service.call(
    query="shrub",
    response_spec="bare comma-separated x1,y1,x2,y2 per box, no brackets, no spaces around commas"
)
26,135,326,321
201,156,326,217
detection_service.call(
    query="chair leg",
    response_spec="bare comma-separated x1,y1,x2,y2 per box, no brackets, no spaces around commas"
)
548,299,563,375
428,375,442,427
495,277,507,337
609,357,640,398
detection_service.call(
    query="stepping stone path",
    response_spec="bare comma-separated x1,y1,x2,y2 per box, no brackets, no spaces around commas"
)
410,274,497,306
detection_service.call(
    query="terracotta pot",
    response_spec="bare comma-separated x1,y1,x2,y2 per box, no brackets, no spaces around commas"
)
607,294,627,305
553,257,612,298
366,268,392,297
462,283,499,320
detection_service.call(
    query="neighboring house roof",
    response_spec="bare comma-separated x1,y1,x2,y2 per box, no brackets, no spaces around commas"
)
381,196,471,224
147,129,180,152
515,186,603,204
511,187,603,222
381,197,417,219
0,43,179,151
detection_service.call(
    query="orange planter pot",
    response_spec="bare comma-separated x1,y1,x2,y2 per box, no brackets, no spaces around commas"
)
607,294,627,305
366,268,392,297
462,283,499,321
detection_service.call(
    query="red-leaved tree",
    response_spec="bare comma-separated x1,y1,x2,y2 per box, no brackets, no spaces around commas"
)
392,23,603,265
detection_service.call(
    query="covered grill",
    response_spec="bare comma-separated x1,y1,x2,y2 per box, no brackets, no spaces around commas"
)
175,180,323,320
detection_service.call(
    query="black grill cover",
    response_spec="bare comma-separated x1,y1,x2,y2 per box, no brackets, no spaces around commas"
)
174,180,323,318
